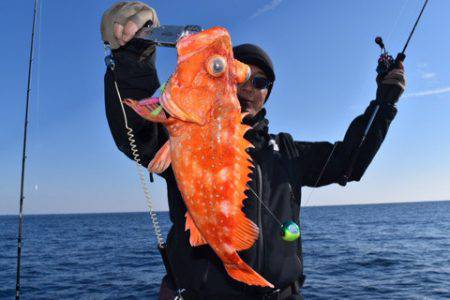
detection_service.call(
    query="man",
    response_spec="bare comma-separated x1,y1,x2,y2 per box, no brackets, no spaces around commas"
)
101,2,405,299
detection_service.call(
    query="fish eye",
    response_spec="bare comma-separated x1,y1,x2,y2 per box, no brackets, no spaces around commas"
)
206,55,227,77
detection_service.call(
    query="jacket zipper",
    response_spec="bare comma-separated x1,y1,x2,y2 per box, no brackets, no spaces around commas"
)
255,164,264,273
201,261,210,286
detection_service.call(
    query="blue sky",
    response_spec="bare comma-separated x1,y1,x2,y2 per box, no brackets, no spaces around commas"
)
1,0,449,214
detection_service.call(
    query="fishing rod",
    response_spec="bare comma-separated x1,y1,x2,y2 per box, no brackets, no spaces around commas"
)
338,0,430,186
15,0,39,299
303,0,431,208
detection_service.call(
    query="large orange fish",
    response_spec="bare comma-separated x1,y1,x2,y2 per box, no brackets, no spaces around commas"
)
125,27,273,288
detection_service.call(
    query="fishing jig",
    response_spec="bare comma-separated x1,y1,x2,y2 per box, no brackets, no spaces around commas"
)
248,186,301,242
281,221,301,242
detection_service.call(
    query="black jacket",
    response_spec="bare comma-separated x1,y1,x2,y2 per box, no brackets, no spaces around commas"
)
104,41,397,298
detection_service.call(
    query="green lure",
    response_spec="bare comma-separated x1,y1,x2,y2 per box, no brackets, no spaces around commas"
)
151,105,163,116
160,81,167,94
281,221,301,242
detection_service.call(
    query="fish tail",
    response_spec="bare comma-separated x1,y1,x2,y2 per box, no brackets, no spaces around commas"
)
224,260,274,288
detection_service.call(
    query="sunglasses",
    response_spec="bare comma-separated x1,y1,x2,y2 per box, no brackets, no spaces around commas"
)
251,76,272,90
238,74,272,90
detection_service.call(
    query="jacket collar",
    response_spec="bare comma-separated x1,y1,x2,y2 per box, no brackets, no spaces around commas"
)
243,108,270,153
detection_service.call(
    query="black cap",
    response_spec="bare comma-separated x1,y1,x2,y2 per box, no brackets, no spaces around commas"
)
233,43,275,100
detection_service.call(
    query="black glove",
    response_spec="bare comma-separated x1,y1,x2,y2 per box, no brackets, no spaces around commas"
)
376,61,406,104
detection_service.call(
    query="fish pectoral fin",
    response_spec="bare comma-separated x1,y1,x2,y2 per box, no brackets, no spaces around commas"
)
123,97,168,123
185,212,208,247
231,213,259,251
148,141,171,174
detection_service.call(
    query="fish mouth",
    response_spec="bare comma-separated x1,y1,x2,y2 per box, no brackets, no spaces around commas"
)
160,91,204,125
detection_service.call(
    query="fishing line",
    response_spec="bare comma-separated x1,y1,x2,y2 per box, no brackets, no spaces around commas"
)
247,184,301,242
386,0,411,45
401,0,429,55
299,0,408,209
34,0,43,137
247,185,283,227
302,142,339,208
32,0,43,195
303,0,430,208
340,0,430,186
346,0,411,120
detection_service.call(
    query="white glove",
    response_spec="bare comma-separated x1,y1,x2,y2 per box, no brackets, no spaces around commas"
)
101,1,159,49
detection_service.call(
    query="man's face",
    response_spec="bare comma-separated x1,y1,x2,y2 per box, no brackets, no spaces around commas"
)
237,65,269,117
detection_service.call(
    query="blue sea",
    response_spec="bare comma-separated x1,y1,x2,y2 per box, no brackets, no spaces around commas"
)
1,201,450,299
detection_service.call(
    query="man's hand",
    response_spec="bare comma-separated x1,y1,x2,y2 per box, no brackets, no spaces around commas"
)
376,60,406,104
101,1,159,49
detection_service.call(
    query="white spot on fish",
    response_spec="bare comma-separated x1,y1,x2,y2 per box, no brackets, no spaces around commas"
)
221,130,229,141
220,201,230,217
218,167,230,182
223,243,234,254
217,117,222,143
233,134,238,141
204,172,213,185
191,161,200,174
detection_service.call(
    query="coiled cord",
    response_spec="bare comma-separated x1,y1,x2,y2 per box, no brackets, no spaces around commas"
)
113,77,165,247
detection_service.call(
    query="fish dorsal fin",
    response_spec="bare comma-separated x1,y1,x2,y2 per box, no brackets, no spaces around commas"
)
185,212,208,247
231,212,260,251
123,97,167,123
148,141,171,174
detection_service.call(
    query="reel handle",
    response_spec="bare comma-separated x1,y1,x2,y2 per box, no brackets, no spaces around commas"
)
375,36,385,50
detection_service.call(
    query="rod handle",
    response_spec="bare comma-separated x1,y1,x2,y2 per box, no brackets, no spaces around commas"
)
396,52,406,62
338,147,361,187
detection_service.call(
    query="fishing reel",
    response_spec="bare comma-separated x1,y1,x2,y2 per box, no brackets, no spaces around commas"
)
375,36,406,77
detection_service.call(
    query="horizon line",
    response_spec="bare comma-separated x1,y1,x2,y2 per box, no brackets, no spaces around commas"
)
1,199,449,216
